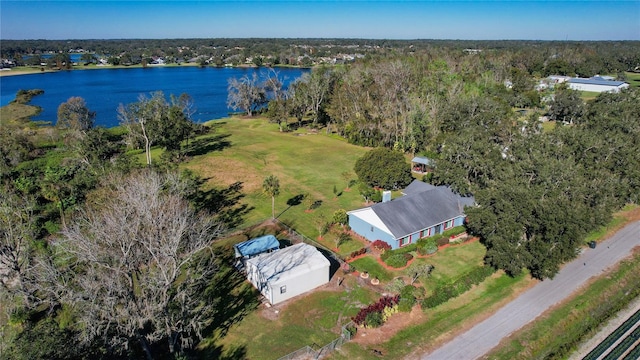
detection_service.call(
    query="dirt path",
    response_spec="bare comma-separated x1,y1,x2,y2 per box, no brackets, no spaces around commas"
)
419,220,640,360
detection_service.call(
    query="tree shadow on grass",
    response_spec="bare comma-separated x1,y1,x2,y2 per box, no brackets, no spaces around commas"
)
187,180,254,230
275,193,306,218
195,248,260,359
184,133,232,157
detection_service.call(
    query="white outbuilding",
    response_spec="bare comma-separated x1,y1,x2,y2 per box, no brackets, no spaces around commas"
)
244,243,330,305
568,76,629,93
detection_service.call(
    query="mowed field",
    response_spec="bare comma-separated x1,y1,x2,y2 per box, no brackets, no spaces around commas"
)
184,117,371,239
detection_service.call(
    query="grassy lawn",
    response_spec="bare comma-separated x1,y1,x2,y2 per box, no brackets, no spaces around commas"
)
183,117,370,239
624,71,640,88
331,271,534,359
201,275,378,359
579,91,600,101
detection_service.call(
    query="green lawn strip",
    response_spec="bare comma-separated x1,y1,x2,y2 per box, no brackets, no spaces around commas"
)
209,279,377,359
624,72,640,88
584,215,626,243
349,257,393,281
580,91,600,101
424,241,486,291
331,271,532,359
485,252,640,360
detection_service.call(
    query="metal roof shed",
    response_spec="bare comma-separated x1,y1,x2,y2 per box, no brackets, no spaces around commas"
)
244,243,330,305
234,235,280,259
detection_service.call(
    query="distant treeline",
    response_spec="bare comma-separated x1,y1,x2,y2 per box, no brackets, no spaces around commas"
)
2,38,639,71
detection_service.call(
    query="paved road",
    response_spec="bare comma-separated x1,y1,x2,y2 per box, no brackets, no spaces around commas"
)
421,221,640,360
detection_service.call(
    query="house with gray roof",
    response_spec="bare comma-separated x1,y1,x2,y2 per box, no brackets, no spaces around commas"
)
348,180,474,249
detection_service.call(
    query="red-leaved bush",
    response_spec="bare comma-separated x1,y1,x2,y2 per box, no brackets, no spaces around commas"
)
371,240,392,252
349,247,367,259
351,295,400,326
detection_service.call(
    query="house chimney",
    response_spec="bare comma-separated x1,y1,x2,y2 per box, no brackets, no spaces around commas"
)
382,191,392,203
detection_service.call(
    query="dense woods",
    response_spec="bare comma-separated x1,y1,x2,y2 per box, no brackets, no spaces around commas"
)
1,39,640,358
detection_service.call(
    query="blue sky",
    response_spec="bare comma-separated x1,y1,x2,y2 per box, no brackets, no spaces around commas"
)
1,1,639,40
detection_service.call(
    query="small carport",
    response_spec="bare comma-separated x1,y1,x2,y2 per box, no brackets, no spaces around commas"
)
411,156,434,173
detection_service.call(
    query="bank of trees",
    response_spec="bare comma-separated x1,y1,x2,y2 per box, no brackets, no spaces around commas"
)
435,88,639,279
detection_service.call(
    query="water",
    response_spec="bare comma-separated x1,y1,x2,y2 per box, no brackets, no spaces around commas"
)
0,66,308,127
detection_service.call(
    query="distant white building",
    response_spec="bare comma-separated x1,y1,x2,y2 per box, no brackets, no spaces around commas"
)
568,76,629,93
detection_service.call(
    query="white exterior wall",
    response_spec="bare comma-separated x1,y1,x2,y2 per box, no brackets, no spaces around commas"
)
568,83,628,93
244,243,330,304
268,264,329,304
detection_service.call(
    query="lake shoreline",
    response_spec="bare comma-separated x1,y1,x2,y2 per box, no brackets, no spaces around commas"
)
0,63,307,77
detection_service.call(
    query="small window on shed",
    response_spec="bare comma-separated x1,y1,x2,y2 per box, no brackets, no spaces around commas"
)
280,285,287,294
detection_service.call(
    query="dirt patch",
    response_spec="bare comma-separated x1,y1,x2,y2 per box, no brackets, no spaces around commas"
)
351,305,427,346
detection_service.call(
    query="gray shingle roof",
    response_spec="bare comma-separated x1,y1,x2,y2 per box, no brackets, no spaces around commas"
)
371,183,474,239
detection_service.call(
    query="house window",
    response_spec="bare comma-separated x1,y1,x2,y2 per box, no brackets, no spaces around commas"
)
421,228,431,238
280,285,287,294
444,220,454,230
399,237,410,247
370,226,374,232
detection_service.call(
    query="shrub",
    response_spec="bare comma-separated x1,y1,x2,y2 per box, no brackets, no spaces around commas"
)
432,234,449,247
417,238,438,255
441,225,466,238
398,296,416,312
385,253,410,268
364,311,384,328
352,295,401,327
332,209,348,225
372,240,392,253
349,247,367,259
421,265,496,309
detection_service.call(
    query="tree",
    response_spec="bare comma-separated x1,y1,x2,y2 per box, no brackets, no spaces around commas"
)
227,73,266,116
56,96,96,133
354,147,412,189
549,85,584,124
0,188,37,309
118,91,195,165
263,174,280,219
332,209,348,226
48,170,224,358
405,263,434,285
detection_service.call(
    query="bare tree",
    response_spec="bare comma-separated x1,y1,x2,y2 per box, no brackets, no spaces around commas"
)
57,96,96,133
0,189,37,308
227,73,266,116
49,170,224,358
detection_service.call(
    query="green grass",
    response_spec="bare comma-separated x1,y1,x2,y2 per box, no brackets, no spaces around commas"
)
624,71,640,88
204,276,377,359
420,240,486,291
183,117,370,239
330,271,533,359
583,215,626,243
579,91,600,101
349,257,393,281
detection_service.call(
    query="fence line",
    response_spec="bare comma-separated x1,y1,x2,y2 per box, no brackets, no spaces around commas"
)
274,219,347,266
277,322,355,360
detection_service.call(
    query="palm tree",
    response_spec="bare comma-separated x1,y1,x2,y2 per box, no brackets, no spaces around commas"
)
263,175,280,219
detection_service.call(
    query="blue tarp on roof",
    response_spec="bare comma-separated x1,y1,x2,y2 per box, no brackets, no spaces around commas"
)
234,235,280,258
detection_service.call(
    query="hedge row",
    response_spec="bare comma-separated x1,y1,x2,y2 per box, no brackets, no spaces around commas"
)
421,265,496,309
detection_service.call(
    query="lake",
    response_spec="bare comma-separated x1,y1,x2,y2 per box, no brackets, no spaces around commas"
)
0,66,308,127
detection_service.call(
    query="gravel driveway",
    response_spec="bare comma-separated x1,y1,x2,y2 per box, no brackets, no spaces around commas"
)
421,221,640,360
